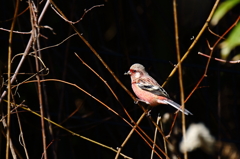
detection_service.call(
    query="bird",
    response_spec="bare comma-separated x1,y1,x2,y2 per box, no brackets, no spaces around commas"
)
124,63,192,115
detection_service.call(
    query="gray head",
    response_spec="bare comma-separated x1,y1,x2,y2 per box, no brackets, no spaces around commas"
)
124,63,148,79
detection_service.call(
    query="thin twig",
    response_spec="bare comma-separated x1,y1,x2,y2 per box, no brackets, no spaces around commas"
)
71,57,173,158
29,1,47,158
49,0,137,102
198,52,240,63
0,0,51,104
0,102,25,122
166,113,178,138
115,112,165,159
204,16,239,75
208,27,225,40
11,33,77,62
15,78,166,158
12,53,48,68
173,0,187,158
11,79,169,158
168,6,240,138
162,0,220,87
41,140,55,159
50,4,104,24
0,28,31,34
12,98,29,159
74,55,165,157
51,3,174,158
166,0,221,138
160,117,168,158
0,6,29,23
151,115,162,159
3,100,133,159
11,67,48,97
1,114,17,159
58,98,85,125
75,53,135,123
49,2,174,158
6,0,19,158
147,115,177,155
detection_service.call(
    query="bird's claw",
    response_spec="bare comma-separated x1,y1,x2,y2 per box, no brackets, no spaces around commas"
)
145,110,151,117
134,99,139,104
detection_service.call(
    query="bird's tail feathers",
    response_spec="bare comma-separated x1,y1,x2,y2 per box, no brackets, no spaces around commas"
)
163,99,193,115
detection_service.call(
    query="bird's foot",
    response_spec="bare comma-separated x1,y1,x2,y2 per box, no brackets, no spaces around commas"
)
134,99,139,104
165,134,170,139
145,110,151,117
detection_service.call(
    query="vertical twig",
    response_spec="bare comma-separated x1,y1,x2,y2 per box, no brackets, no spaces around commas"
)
6,0,19,158
167,2,237,157
160,118,168,158
165,0,222,139
49,0,137,101
12,97,29,159
1,115,17,159
48,3,173,158
150,115,162,159
173,0,187,159
16,110,29,159
162,0,220,87
29,1,47,158
0,0,50,104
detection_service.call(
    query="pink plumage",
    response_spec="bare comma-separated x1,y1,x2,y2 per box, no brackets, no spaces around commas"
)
125,63,192,115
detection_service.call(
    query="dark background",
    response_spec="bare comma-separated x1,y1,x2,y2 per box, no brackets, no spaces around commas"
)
0,0,240,158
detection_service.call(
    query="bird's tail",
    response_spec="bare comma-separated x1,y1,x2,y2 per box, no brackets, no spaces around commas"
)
164,99,193,115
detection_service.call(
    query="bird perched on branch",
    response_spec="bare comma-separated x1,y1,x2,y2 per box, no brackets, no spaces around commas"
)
124,63,192,115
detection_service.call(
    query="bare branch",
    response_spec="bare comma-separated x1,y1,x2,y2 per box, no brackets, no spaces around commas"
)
162,0,221,87
0,28,31,34
198,52,240,63
51,4,104,24
208,27,225,40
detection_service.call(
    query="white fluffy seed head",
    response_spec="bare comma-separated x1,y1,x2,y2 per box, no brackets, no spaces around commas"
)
180,123,215,154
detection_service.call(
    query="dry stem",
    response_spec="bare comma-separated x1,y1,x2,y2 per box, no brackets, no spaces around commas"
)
173,0,187,158
162,0,220,87
6,0,19,158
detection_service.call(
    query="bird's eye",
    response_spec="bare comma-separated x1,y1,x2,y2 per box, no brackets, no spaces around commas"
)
131,70,137,73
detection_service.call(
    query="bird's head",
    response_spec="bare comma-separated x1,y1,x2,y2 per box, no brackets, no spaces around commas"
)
124,63,146,79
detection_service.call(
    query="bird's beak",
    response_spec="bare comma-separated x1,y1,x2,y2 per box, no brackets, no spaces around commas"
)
124,70,131,75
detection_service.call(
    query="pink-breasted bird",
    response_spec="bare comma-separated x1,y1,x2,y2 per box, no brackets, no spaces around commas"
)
124,63,192,115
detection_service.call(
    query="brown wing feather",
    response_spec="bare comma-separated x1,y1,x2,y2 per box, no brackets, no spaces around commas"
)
136,77,170,98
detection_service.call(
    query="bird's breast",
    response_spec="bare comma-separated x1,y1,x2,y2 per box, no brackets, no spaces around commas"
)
131,83,160,106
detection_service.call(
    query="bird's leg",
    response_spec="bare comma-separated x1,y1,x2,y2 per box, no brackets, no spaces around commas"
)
146,109,151,117
144,105,152,117
134,98,150,105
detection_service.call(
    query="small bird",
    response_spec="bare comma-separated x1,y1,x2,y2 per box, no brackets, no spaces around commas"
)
124,63,192,115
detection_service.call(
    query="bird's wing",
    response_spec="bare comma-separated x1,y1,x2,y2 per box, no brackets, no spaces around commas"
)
136,78,170,98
